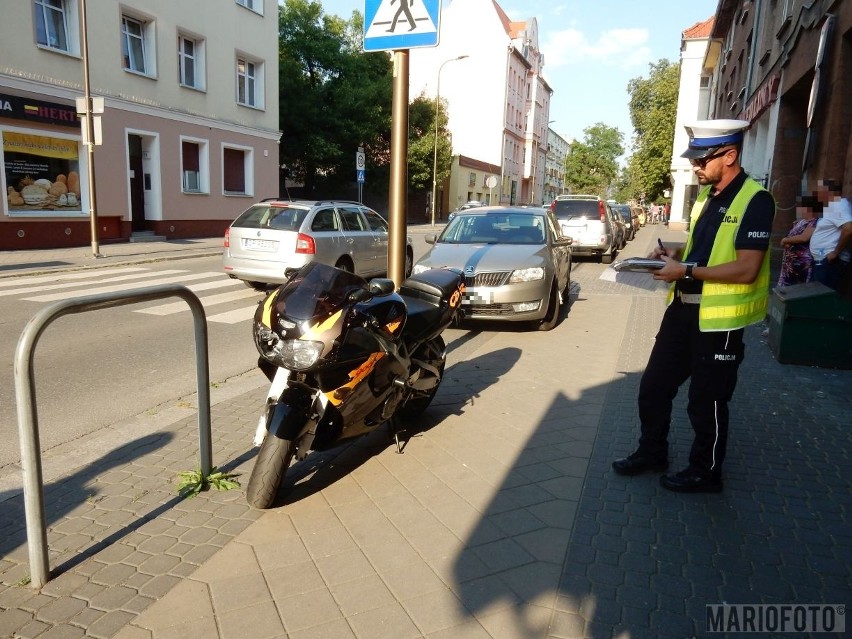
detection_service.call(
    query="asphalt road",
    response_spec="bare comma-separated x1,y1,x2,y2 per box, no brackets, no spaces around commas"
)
0,237,596,483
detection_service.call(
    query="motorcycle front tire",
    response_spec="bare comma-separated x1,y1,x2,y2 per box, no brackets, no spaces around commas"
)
246,434,296,509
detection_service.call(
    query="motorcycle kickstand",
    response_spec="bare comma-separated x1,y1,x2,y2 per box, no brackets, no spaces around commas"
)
390,417,405,454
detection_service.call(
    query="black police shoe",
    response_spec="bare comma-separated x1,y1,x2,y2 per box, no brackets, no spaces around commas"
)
612,452,669,476
659,468,722,493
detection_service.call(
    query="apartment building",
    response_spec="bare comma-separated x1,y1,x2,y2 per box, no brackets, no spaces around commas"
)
669,17,715,231
408,0,552,211
1,0,280,250
544,128,571,204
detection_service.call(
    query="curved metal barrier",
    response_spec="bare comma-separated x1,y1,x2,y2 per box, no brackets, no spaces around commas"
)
14,284,212,588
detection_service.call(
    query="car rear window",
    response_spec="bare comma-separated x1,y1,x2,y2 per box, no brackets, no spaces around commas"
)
232,204,308,230
553,200,601,219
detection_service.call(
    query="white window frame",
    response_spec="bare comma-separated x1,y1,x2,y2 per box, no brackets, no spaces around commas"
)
178,32,206,91
34,0,81,55
236,55,264,109
235,0,263,15
121,12,157,77
180,136,209,194
221,143,254,197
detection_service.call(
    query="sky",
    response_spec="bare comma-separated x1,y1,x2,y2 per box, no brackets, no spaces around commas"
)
315,0,719,150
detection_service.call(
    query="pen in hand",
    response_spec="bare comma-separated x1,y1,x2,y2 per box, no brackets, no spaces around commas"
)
657,238,667,256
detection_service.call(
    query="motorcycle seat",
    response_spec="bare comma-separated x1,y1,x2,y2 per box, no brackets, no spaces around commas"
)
399,268,462,306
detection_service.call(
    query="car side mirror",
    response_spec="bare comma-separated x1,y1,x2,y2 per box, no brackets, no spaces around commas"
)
425,234,437,244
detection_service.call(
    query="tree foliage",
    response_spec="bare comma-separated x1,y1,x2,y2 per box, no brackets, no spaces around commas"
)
278,0,393,196
626,59,681,203
563,123,624,197
407,94,454,192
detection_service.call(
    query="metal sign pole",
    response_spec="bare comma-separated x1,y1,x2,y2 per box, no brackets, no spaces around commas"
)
79,0,102,258
388,51,409,288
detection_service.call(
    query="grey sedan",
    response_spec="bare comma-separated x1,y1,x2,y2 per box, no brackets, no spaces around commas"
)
413,207,573,331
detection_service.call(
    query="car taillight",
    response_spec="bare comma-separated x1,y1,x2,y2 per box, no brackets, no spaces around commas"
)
295,233,315,254
224,228,230,248
598,201,606,222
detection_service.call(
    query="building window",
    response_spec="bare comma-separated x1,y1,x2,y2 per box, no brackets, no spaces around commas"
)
34,0,69,51
235,0,262,14
223,145,253,196
178,34,205,90
236,57,264,108
181,138,208,193
121,13,156,76
700,74,712,88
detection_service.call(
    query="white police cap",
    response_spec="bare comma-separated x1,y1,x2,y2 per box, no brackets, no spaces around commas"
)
681,119,750,159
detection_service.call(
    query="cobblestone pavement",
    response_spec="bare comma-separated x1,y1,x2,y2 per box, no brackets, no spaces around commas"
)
1,227,849,638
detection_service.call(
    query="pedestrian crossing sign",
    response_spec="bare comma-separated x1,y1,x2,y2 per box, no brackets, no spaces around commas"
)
363,0,441,52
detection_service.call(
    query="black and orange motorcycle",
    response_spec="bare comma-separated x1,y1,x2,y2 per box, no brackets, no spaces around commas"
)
246,261,465,508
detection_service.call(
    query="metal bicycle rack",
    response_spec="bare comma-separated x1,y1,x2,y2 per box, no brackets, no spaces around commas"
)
14,284,213,588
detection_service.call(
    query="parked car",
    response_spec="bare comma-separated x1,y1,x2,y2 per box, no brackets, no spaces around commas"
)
613,204,637,241
447,200,485,222
629,205,644,232
549,195,619,263
413,207,573,331
222,199,413,290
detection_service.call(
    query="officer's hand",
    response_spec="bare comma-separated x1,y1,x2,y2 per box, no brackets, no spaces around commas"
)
652,256,686,282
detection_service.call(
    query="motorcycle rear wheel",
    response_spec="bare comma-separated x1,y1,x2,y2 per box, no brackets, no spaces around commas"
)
246,434,296,509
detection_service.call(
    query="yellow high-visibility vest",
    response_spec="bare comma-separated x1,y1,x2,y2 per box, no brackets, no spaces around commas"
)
667,178,774,330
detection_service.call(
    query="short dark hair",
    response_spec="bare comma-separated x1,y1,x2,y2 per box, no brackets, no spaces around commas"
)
823,179,842,194
796,194,824,212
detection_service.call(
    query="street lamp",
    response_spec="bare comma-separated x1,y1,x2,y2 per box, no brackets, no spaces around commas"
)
431,55,468,227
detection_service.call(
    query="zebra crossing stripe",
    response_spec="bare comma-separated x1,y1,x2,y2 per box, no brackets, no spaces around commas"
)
0,269,187,297
138,287,259,316
0,267,150,289
207,305,258,324
23,272,225,303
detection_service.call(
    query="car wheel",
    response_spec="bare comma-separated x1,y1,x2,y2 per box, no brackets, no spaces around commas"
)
334,257,354,273
405,248,413,278
537,282,560,331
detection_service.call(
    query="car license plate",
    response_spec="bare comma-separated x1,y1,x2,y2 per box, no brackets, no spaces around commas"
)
462,289,494,305
243,238,278,251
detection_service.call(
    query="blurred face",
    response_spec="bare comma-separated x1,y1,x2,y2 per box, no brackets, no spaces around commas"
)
689,146,735,185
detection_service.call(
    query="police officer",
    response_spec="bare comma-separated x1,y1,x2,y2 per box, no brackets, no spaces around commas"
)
612,119,776,493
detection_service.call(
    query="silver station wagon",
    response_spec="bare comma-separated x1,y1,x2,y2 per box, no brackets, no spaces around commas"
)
222,199,413,290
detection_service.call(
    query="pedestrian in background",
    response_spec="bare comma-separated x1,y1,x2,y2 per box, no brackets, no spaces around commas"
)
777,193,820,287
612,119,776,493
809,178,852,290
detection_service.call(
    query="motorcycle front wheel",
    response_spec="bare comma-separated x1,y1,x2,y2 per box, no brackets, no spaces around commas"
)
246,434,296,509
397,335,446,419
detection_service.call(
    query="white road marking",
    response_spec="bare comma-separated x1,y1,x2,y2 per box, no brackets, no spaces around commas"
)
138,287,258,315
207,305,258,324
23,272,225,302
0,269,188,297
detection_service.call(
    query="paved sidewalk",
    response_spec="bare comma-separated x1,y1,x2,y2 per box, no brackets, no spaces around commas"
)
1,226,849,638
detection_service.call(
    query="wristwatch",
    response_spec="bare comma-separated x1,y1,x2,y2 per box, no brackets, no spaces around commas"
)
682,262,697,281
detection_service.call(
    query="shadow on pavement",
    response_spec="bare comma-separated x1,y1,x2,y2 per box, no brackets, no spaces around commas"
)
451,326,852,637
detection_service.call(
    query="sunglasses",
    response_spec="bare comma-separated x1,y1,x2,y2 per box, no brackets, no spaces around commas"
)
689,148,732,169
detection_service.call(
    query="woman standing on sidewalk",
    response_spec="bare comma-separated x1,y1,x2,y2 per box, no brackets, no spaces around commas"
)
777,196,819,287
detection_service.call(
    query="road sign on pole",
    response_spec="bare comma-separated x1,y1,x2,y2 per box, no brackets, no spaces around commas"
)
363,0,441,52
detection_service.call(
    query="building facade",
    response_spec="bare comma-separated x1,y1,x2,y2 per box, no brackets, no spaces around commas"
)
669,17,715,231
544,128,570,204
409,0,551,211
1,0,280,250
705,0,850,236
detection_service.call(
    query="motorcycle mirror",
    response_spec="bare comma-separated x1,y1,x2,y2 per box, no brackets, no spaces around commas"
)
368,279,395,296
348,288,373,303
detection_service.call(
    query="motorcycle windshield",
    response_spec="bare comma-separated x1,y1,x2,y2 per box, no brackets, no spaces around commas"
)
275,262,367,321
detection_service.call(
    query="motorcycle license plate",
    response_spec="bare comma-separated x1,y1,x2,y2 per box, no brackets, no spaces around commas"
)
244,238,278,251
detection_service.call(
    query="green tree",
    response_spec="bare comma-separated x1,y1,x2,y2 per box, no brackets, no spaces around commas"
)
627,59,681,203
563,123,624,197
277,0,392,195
407,94,454,193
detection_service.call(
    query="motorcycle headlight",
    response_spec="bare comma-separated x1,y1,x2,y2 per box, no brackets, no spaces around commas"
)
254,324,323,370
509,267,544,283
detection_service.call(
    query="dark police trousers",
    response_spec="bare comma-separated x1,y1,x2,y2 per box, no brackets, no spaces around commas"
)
637,298,745,479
